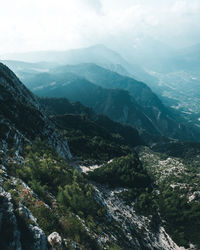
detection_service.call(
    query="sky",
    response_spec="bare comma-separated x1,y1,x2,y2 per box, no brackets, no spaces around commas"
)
0,0,200,54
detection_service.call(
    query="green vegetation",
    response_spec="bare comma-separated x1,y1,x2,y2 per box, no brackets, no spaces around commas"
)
39,97,95,117
8,140,105,218
40,96,140,145
87,153,151,189
63,128,132,165
152,141,200,164
87,153,160,232
138,147,200,248
0,81,45,144
39,97,141,164
1,62,200,249
6,139,106,249
158,184,200,247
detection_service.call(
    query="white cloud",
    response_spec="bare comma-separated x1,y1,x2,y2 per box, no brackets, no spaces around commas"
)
80,0,103,13
171,0,200,15
0,0,200,54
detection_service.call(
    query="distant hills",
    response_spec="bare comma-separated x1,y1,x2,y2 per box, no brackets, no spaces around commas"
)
0,44,157,84
30,72,159,135
18,63,200,142
1,43,200,141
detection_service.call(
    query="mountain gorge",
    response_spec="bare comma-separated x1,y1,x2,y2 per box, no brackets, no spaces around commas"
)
0,47,200,250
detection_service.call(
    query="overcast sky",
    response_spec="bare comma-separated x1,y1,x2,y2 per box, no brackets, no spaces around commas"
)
0,0,200,54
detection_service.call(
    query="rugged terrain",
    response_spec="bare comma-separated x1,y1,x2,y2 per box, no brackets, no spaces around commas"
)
16,63,200,142
0,63,200,250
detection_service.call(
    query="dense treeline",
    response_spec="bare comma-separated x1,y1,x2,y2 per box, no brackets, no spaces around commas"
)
158,184,200,247
39,97,141,164
87,154,151,189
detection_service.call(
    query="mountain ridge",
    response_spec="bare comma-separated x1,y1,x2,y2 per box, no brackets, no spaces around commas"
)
23,64,200,142
0,63,72,159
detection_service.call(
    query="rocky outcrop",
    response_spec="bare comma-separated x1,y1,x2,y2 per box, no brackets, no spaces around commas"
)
93,183,185,250
0,187,22,250
29,225,47,250
188,191,200,203
48,232,62,249
0,167,48,250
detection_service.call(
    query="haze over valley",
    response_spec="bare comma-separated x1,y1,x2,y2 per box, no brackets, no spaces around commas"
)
0,1,200,249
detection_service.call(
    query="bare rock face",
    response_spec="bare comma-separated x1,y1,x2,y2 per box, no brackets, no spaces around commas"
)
0,187,22,250
0,177,48,250
188,191,200,202
30,225,47,250
48,232,62,249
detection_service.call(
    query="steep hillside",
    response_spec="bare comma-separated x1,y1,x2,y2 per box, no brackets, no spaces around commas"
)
0,63,71,159
39,97,141,164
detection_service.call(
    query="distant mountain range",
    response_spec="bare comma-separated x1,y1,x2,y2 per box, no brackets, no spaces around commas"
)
16,62,199,142
31,72,159,135
1,43,200,141
0,44,157,84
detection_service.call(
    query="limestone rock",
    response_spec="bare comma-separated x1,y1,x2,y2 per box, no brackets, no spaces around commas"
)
48,232,62,249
